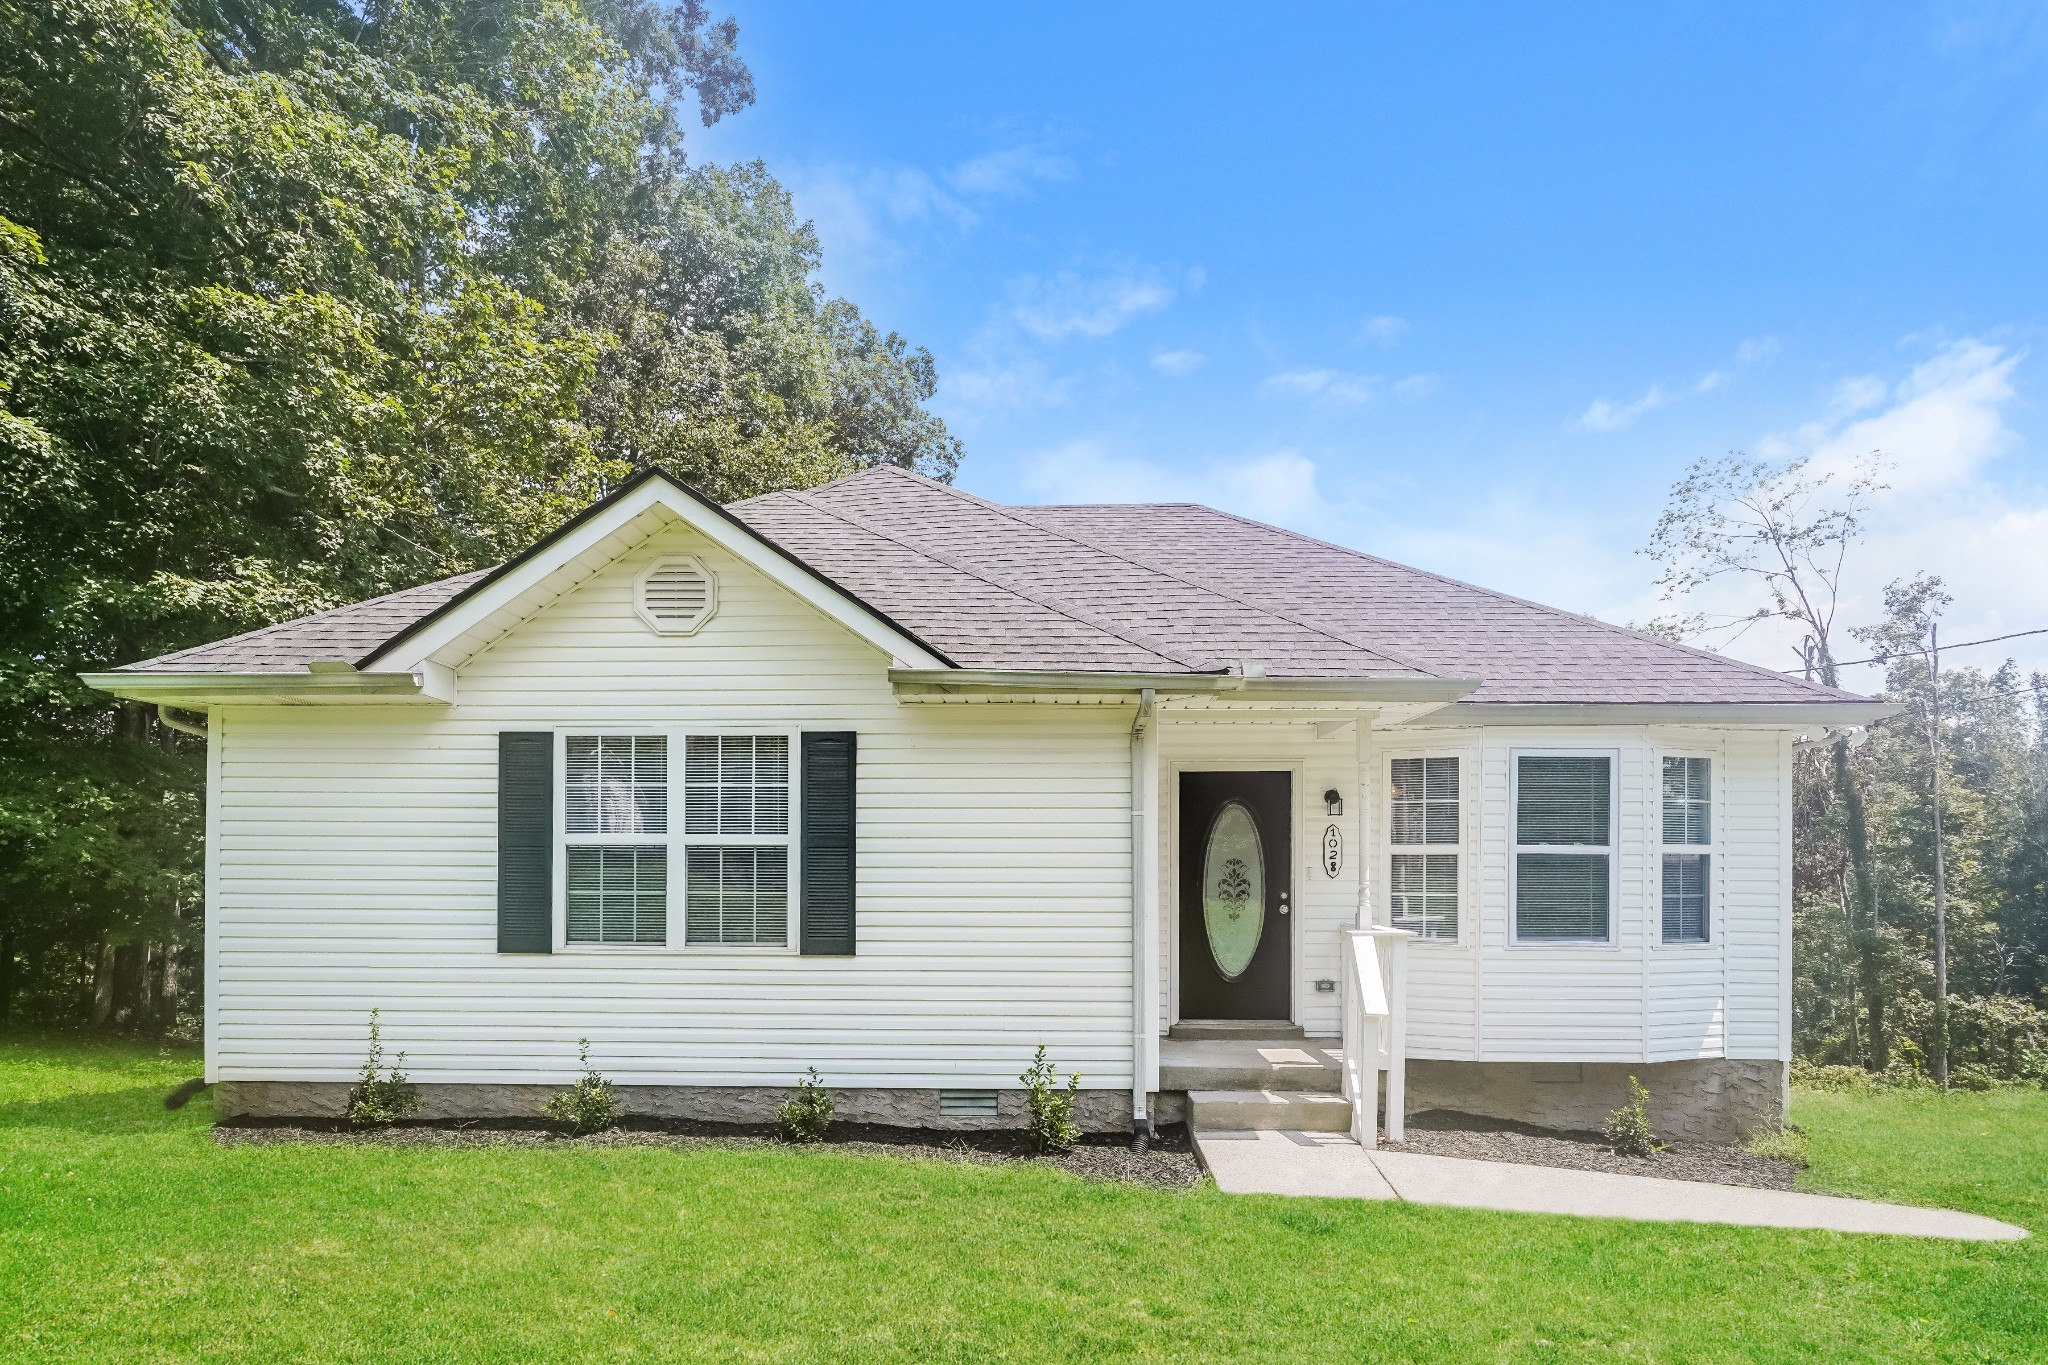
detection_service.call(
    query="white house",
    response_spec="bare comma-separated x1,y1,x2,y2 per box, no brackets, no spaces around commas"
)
88,466,1891,1144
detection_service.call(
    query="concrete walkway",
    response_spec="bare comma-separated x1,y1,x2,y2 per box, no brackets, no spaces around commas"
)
1193,1130,2029,1241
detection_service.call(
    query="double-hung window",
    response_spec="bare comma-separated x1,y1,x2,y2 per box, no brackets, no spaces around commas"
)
1388,756,1459,940
560,732,793,948
1661,756,1711,944
1512,752,1615,942
563,735,669,944
683,735,792,947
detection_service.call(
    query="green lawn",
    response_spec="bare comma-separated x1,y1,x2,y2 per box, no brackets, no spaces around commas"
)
2,1039,2043,1362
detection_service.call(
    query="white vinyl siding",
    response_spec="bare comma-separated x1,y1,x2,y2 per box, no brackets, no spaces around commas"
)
208,520,1136,1091
1511,752,1617,943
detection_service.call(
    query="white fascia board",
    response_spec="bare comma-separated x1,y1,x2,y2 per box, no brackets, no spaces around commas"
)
1403,701,1903,728
79,670,435,707
890,668,1479,702
361,479,950,674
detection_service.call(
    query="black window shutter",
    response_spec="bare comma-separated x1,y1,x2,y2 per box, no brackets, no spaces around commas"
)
801,731,857,955
498,732,554,953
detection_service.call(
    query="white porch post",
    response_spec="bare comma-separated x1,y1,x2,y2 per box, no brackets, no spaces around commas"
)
1130,688,1159,1126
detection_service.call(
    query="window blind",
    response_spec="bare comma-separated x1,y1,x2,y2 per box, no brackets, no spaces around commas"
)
1513,754,1612,941
566,845,668,943
1663,853,1709,943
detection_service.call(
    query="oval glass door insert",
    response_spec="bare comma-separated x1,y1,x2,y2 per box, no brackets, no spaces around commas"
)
1202,800,1265,980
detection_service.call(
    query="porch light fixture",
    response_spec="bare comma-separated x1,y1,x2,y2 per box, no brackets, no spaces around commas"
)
1324,788,1344,816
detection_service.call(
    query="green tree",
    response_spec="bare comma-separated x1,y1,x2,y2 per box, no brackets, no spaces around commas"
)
0,0,960,1026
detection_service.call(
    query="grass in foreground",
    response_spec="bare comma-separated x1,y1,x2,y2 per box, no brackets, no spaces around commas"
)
2,1038,2044,1363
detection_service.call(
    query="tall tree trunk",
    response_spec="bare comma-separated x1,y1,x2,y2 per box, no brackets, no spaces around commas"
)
162,899,182,1034
113,942,145,1029
91,938,115,1027
1833,737,1885,1069
0,904,13,1027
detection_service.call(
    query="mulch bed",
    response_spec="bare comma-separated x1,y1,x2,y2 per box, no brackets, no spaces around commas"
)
211,1116,1206,1191
1387,1110,1800,1190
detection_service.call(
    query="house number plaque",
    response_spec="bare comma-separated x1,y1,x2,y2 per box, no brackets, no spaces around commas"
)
1322,824,1343,878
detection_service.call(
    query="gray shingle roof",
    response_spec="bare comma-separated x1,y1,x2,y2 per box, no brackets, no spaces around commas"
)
113,465,1866,706
118,571,491,673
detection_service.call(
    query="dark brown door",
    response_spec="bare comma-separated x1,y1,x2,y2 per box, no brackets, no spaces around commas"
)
1178,771,1291,1020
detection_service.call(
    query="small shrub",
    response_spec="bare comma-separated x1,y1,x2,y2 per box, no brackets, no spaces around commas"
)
1021,1045,1081,1153
777,1067,833,1142
543,1039,621,1136
1742,1124,1810,1166
346,1008,420,1127
1602,1075,1663,1157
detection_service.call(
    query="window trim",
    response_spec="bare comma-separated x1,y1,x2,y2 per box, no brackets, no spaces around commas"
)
1507,746,1621,948
552,725,802,955
1379,748,1471,947
1655,748,1718,949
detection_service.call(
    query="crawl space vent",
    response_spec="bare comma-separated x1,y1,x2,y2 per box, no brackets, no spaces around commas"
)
939,1089,999,1117
635,558,716,635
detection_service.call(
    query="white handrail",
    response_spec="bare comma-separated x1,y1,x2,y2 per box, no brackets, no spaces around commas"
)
1340,927,1410,1147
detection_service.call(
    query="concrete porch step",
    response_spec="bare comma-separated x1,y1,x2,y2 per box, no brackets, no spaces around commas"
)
1160,1037,1344,1092
1168,1019,1306,1041
1188,1089,1352,1132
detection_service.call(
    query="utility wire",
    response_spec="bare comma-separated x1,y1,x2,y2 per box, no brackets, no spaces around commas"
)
1779,626,2048,673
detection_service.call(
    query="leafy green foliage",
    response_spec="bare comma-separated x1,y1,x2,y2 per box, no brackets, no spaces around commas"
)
0,0,961,1027
1020,1045,1080,1153
1602,1075,1663,1157
345,1009,419,1127
775,1066,832,1143
543,1039,622,1136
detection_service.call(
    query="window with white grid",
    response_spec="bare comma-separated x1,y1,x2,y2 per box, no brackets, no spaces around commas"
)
683,735,792,945
1661,755,1712,944
563,735,668,944
558,733,795,949
1389,756,1459,940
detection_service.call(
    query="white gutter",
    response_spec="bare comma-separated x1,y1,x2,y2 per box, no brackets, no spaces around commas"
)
1129,687,1159,1137
1413,701,1902,727
891,668,1480,703
79,668,442,707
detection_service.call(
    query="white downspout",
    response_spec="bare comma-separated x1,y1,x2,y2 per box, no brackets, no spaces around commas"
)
1130,687,1158,1137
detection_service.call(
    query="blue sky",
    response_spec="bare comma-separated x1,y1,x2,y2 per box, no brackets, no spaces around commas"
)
692,3,2048,688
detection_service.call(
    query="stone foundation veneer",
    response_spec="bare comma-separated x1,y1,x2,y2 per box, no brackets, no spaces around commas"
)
214,1081,1140,1132
1402,1058,1789,1144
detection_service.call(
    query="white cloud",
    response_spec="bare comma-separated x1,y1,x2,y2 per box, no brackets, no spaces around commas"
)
1358,315,1411,347
939,357,1073,414
1578,382,1675,432
947,145,1075,196
1151,348,1207,376
1260,368,1437,407
1008,269,1176,341
1260,369,1380,405
1577,337,1779,432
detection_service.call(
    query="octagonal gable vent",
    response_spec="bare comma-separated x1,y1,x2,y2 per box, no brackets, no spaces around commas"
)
635,557,716,635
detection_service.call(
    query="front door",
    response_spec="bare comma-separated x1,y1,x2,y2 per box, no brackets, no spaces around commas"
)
1178,771,1292,1020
